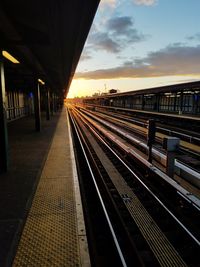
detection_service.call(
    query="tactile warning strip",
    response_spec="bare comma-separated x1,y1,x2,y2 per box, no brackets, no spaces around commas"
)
13,110,90,267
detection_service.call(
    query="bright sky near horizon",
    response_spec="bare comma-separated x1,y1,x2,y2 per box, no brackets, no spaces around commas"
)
67,0,200,98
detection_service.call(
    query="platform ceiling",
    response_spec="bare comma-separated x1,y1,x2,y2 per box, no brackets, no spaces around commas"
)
0,0,100,95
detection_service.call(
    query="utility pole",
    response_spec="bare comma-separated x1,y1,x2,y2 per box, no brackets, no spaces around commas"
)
104,83,107,93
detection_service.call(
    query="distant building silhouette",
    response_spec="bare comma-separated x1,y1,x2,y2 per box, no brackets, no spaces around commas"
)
109,89,118,94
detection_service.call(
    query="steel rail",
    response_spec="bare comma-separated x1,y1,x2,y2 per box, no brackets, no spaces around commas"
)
75,109,200,247
79,108,200,187
69,111,128,267
71,106,200,246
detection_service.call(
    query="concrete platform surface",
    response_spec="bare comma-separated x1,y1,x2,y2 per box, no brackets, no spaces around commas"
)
0,109,88,267
0,112,61,266
12,109,90,267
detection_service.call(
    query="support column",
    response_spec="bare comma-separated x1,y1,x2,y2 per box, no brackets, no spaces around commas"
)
54,94,58,112
0,51,9,172
163,137,180,178
141,95,145,110
179,91,183,114
155,94,160,112
34,80,41,132
193,94,198,114
52,93,55,113
12,91,16,119
46,88,50,120
50,92,54,116
147,119,156,163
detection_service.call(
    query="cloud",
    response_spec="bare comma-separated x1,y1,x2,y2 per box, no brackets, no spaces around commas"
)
88,32,121,53
75,44,200,79
100,0,117,8
86,16,147,54
101,0,158,8
133,0,158,6
79,49,92,61
187,33,200,41
107,16,146,43
107,16,133,34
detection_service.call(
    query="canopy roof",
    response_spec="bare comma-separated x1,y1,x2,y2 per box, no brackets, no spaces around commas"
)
0,0,100,95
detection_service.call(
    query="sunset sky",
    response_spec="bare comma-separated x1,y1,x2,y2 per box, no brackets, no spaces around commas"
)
67,0,200,98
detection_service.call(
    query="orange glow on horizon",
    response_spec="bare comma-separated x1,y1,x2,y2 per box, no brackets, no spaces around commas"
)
67,75,200,98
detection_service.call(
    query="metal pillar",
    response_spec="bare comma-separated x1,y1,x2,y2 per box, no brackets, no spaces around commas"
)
155,94,160,112
34,80,41,131
46,88,50,120
193,94,198,114
12,91,16,119
163,137,180,178
54,94,58,112
52,93,56,112
50,92,54,116
147,119,156,163
179,91,183,115
0,51,9,172
141,95,145,110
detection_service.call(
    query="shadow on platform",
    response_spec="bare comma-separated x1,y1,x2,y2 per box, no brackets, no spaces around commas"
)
0,112,61,267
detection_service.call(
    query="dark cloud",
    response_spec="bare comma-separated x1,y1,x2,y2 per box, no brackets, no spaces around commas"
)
144,44,200,70
123,61,134,67
187,33,200,41
85,16,146,54
75,44,200,79
107,16,146,43
80,49,92,61
88,32,121,53
107,16,133,34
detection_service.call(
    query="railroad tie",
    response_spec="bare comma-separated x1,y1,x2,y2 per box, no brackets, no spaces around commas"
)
89,133,187,267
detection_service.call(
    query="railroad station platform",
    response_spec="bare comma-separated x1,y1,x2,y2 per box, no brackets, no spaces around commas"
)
0,109,89,267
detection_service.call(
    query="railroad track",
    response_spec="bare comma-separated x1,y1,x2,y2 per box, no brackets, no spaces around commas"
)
91,106,200,147
95,108,200,172
86,107,200,154
86,104,200,139
76,107,200,189
68,107,200,267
